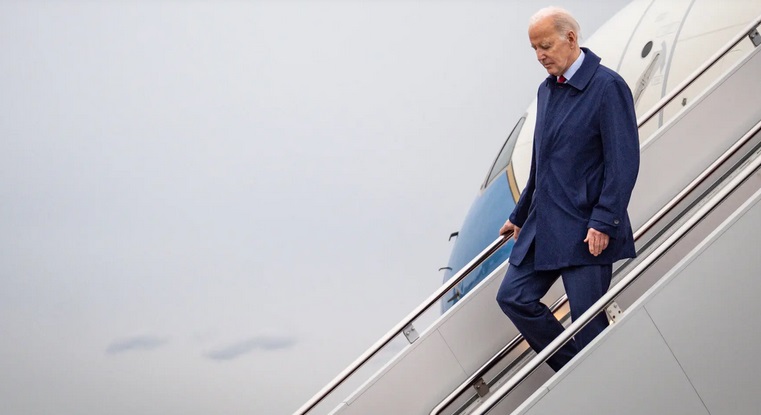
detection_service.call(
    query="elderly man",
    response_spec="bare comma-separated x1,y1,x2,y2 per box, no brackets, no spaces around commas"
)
496,7,639,372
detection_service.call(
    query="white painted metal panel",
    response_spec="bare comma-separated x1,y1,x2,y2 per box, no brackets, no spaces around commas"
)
612,0,694,115
645,192,761,415
583,0,653,72
515,311,711,415
333,330,467,415
436,263,515,375
326,263,518,414
661,0,761,125
630,45,761,231
330,248,568,415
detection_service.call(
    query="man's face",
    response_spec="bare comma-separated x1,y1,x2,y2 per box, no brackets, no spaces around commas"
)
528,17,576,77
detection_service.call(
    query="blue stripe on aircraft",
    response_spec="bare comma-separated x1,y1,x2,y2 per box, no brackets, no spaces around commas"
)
441,172,516,312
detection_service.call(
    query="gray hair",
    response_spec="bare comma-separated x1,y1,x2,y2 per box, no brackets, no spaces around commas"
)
529,6,582,41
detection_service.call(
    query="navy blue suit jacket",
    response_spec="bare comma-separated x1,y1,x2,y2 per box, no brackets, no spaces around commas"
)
509,48,639,270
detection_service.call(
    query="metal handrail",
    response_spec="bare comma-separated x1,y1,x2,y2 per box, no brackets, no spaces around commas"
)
292,231,511,415
472,140,761,415
636,15,761,128
430,17,761,414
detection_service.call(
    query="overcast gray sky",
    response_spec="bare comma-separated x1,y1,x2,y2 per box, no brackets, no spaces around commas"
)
1,1,630,414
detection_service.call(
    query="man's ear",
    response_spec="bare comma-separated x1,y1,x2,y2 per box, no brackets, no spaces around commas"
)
567,30,577,46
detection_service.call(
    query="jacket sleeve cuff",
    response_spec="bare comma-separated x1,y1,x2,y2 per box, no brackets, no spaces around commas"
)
588,210,622,238
509,211,526,228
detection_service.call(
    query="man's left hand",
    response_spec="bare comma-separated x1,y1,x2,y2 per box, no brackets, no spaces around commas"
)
583,228,609,257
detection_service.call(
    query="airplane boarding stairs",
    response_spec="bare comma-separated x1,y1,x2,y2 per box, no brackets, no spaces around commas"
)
293,19,761,415
479,120,761,415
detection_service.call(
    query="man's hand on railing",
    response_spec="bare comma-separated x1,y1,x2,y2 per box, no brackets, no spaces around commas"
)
499,219,520,240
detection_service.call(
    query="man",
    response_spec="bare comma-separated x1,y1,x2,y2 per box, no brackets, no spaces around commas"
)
496,7,639,372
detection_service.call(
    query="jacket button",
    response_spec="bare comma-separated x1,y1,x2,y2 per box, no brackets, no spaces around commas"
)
613,219,620,225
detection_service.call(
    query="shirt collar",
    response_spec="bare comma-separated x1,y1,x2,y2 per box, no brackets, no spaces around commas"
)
558,49,585,82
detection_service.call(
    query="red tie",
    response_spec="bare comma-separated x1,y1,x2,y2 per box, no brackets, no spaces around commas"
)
558,75,566,83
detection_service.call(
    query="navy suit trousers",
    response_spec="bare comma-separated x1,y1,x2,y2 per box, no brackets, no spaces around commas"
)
496,244,612,372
